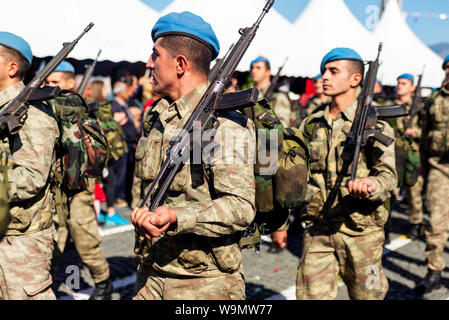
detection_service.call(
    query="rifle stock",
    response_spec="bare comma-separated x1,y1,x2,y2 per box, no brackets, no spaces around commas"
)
404,66,425,138
0,23,94,135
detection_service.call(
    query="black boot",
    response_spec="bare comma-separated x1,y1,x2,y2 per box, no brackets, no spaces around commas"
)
89,278,114,300
415,269,442,295
407,223,421,240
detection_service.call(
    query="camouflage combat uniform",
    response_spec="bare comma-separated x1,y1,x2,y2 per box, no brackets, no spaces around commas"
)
53,177,110,284
296,100,397,300
132,82,256,300
258,84,292,128
304,94,331,118
0,82,59,300
378,96,424,225
420,86,449,271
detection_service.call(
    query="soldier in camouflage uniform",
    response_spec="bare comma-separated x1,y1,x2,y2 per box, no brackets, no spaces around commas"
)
46,61,113,300
376,73,424,240
303,74,331,117
131,11,255,300
295,48,397,300
415,55,449,294
250,56,293,128
0,32,59,300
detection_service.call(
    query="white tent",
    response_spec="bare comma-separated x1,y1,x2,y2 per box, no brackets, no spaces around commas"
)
161,0,296,75
0,0,160,62
289,0,379,77
373,0,444,88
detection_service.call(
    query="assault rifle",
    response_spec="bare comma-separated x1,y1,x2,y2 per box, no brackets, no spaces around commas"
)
78,49,102,96
404,66,425,140
264,56,288,100
0,23,94,135
349,42,408,181
208,43,234,81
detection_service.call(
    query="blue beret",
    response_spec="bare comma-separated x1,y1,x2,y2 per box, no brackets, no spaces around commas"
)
443,54,449,70
312,74,322,82
397,73,415,84
151,11,220,60
0,31,32,65
320,47,363,73
54,61,75,73
250,56,270,70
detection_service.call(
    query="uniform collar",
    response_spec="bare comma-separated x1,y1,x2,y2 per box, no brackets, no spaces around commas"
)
322,99,358,126
0,81,25,108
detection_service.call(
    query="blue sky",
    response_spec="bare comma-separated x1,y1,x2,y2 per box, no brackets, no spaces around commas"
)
140,0,448,46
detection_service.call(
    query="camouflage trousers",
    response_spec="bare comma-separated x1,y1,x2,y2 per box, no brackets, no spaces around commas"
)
424,160,449,271
0,226,56,300
132,264,246,300
296,226,388,300
52,189,109,284
404,174,425,225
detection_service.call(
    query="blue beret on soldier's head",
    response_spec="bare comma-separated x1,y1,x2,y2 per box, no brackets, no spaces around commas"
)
320,47,363,74
313,74,322,82
151,11,220,60
250,56,270,70
443,54,449,70
54,61,75,73
397,73,415,84
0,31,32,65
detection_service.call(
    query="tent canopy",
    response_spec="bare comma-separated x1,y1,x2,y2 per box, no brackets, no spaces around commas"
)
1,0,444,87
0,0,159,63
373,0,444,87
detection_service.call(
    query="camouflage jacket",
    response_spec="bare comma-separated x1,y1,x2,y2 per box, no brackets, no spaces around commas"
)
304,94,331,117
135,81,256,278
298,100,397,235
258,84,292,128
0,82,59,236
421,86,449,164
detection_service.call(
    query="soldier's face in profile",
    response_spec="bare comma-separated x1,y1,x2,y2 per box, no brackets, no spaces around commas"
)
396,78,415,97
45,72,75,91
314,77,324,95
444,64,449,81
250,61,270,84
147,38,178,96
321,60,354,96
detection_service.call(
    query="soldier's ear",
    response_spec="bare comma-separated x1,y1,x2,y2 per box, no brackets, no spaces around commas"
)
350,73,363,88
176,55,188,76
7,61,19,78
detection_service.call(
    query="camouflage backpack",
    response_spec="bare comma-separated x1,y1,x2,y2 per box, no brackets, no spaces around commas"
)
0,145,10,235
46,90,109,227
385,117,421,188
90,100,128,164
240,99,309,249
48,90,110,193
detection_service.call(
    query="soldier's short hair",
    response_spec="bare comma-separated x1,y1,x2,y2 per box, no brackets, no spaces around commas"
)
347,60,364,85
0,44,30,80
159,35,212,76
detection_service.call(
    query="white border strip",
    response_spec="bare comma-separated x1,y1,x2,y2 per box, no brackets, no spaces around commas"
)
99,224,135,237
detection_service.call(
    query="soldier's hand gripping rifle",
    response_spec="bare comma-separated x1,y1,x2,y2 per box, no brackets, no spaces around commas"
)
78,49,102,96
403,66,425,140
349,42,408,181
264,56,288,100
0,23,94,135
135,1,275,249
